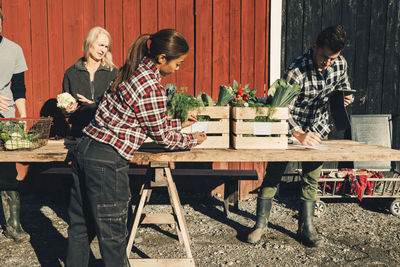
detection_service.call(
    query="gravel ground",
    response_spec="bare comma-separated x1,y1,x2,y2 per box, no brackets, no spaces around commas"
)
0,178,399,267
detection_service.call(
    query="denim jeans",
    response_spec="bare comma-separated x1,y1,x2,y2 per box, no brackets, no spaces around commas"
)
260,161,323,201
66,137,131,267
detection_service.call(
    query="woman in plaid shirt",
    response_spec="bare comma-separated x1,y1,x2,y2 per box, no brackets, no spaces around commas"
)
247,25,354,248
66,29,206,267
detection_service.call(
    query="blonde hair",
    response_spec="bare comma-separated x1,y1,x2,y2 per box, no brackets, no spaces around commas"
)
83,26,115,70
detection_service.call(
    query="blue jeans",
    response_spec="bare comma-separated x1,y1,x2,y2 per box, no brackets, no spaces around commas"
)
66,137,131,267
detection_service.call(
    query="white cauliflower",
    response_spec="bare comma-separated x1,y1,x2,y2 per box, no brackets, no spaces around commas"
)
57,92,77,109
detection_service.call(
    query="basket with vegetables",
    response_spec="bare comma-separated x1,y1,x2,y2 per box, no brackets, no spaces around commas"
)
229,78,300,149
0,117,53,151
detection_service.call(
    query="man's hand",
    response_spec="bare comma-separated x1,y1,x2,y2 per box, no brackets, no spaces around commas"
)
194,131,207,145
293,130,321,146
0,95,11,112
344,94,354,107
181,110,198,128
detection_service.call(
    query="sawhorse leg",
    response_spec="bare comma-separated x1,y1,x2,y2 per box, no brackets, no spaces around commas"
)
126,162,195,267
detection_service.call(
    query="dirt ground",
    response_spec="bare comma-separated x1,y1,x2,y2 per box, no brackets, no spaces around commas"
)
0,176,400,267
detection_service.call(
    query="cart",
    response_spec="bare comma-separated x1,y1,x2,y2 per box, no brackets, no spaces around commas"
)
316,169,400,216
315,114,400,217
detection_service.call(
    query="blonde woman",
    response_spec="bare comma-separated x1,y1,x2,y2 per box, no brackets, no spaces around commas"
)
62,26,117,139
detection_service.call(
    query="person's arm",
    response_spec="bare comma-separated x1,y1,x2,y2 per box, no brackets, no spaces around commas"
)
11,72,27,117
135,86,198,150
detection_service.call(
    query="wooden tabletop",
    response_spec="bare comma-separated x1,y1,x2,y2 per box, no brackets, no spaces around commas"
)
1,139,400,163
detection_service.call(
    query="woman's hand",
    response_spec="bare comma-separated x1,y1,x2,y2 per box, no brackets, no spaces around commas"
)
194,132,207,145
181,111,198,128
76,93,95,104
293,130,321,146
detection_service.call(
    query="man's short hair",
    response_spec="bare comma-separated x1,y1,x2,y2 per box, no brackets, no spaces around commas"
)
316,25,346,53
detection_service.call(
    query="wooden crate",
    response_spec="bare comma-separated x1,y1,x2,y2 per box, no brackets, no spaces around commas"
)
231,107,289,149
182,106,230,149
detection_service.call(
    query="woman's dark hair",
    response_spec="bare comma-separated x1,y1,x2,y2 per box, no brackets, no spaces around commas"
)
316,25,346,53
110,29,189,92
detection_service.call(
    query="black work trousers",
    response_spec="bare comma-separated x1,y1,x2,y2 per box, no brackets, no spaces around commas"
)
66,137,131,267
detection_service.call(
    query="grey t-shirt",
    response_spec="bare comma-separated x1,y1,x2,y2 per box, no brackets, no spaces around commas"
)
0,37,28,118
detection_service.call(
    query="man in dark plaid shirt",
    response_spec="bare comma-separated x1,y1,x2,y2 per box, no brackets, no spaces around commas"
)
248,25,354,248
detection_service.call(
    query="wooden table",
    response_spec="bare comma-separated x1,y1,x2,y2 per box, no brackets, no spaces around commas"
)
2,139,400,163
2,140,400,266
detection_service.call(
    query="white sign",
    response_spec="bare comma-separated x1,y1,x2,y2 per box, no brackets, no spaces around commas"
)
253,122,272,135
192,122,209,133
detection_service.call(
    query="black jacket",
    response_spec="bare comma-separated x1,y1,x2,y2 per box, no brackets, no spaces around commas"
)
62,58,117,137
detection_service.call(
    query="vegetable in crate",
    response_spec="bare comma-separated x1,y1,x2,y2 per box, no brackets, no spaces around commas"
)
168,88,203,122
216,85,234,106
268,78,301,107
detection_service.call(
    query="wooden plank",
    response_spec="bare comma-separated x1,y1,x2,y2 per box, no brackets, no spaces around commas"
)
122,0,141,59
280,0,287,75
264,0,270,91
241,0,255,88
194,106,230,119
284,0,304,70
2,0,33,116
321,0,341,29
126,186,149,257
366,0,387,114
232,135,288,149
229,0,241,83
105,0,123,67
232,121,288,135
176,0,195,94
47,0,64,101
382,0,400,149
194,0,212,96
141,214,175,224
158,0,177,86
231,107,289,120
140,0,157,34
254,0,267,96
128,258,195,267
3,140,400,163
164,167,192,258
352,0,371,114
212,0,230,100
183,120,229,134
30,0,50,117
83,0,105,32
302,0,322,52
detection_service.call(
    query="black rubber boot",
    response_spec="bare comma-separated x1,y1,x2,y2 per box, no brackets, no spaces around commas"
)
297,200,321,247
1,191,30,243
247,198,272,244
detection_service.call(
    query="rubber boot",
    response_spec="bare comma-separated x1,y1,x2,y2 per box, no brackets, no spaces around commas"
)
247,198,272,244
297,200,321,247
1,191,30,242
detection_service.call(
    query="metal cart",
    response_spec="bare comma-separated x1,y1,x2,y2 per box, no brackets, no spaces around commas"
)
316,169,400,216
315,114,400,217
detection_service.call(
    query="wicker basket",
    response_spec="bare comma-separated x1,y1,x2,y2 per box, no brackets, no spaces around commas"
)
0,117,53,151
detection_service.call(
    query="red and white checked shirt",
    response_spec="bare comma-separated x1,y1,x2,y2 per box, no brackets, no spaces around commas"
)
83,57,197,160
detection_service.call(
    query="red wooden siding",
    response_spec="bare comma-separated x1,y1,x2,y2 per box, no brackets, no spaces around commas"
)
1,0,270,199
